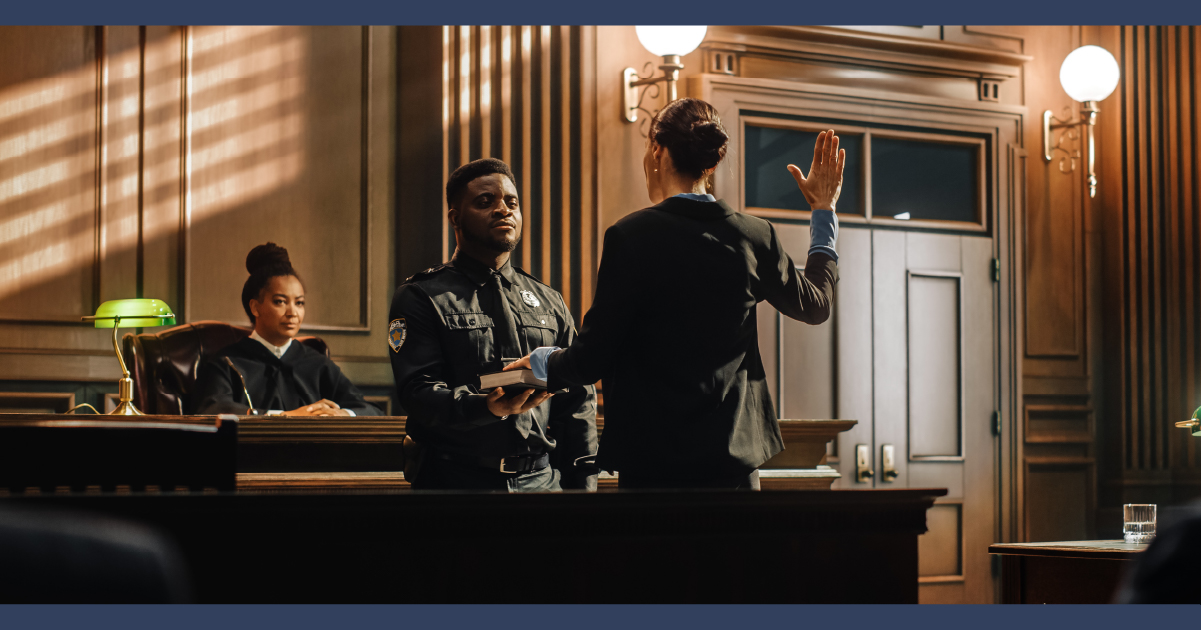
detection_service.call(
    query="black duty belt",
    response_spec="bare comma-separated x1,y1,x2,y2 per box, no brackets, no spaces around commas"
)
436,451,549,474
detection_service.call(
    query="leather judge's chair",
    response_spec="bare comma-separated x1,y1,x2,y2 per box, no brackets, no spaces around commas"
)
122,320,330,415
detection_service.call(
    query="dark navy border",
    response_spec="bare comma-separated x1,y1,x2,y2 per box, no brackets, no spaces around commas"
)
2,604,1199,630
1,0,1200,26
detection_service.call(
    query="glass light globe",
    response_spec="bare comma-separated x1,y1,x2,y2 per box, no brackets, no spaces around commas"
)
635,26,708,57
1059,45,1120,102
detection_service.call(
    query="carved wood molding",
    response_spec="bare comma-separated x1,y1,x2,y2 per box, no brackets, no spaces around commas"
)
702,26,1031,79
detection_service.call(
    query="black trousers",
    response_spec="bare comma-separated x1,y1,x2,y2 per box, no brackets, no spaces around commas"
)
617,469,760,491
412,455,561,492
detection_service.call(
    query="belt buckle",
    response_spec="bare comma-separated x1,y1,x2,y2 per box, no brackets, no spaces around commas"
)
499,456,521,474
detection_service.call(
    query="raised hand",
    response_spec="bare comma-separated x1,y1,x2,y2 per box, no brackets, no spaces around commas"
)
786,129,845,212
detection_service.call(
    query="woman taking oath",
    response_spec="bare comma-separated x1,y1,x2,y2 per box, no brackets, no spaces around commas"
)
193,243,381,417
507,98,843,489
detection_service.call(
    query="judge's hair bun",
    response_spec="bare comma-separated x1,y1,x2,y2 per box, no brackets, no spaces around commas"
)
649,98,729,180
246,242,293,276
241,243,303,324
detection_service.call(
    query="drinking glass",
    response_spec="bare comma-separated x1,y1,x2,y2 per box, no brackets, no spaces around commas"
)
1123,503,1156,544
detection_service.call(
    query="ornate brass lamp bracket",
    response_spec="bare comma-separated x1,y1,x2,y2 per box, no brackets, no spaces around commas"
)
623,55,684,137
1043,101,1100,198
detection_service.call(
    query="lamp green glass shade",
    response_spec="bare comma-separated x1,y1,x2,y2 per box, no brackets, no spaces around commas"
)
1178,406,1201,437
81,298,176,415
85,299,176,328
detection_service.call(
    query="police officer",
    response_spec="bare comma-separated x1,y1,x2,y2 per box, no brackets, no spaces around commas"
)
388,158,598,492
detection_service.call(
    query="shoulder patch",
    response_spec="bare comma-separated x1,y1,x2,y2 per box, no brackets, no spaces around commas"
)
388,318,407,352
403,264,448,285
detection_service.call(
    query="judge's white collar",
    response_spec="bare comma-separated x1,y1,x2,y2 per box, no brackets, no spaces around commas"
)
249,330,292,359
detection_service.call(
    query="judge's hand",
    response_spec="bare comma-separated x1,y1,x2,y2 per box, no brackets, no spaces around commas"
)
787,129,845,212
502,355,532,371
486,387,552,418
286,399,347,416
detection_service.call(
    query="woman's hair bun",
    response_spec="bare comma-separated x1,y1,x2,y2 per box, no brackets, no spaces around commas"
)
689,121,729,170
649,97,729,179
245,242,293,275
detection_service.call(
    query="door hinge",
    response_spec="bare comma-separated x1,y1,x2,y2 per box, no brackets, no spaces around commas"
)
991,258,1001,282
992,410,1002,437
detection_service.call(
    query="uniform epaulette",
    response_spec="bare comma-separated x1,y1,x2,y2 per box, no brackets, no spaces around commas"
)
513,266,552,288
403,264,449,285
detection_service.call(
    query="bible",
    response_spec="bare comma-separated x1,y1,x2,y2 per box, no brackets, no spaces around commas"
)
479,369,547,393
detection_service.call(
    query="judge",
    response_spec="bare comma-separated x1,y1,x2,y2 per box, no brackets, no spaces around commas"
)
192,243,381,417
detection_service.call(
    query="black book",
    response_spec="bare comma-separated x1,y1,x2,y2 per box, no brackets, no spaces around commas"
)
478,369,547,392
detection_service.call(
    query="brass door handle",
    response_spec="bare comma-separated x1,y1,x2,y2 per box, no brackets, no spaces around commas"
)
881,444,898,482
856,444,874,483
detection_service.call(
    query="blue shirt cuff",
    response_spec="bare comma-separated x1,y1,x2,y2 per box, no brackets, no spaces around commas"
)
808,209,839,262
529,346,560,381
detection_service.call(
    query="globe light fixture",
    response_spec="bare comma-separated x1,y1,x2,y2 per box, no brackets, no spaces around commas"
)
1043,45,1121,198
623,25,708,125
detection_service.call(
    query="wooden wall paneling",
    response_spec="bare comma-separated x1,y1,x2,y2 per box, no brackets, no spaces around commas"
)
184,27,370,332
435,25,597,323
1024,457,1096,541
558,25,572,311
0,392,75,413
579,25,596,313
519,25,533,271
0,26,102,325
140,26,185,309
1095,25,1201,508
538,25,552,285
1022,26,1087,372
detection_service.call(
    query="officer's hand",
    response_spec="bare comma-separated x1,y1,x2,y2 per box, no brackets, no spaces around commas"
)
486,387,553,417
502,355,532,371
787,129,845,212
286,399,342,416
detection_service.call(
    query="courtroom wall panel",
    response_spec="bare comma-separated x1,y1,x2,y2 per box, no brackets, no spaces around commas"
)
0,26,398,390
1094,25,1201,511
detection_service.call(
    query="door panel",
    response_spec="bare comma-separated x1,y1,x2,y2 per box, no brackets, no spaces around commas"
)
907,272,964,459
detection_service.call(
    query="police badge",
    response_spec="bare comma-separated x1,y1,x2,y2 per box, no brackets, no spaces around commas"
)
388,318,407,352
520,290,540,308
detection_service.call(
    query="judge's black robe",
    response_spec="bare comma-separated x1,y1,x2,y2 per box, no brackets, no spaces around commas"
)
192,337,381,416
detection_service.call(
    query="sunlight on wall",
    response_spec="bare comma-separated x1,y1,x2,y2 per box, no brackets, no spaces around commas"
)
0,25,306,311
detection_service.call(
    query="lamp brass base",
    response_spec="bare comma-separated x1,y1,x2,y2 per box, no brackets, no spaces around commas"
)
109,400,144,416
108,376,142,415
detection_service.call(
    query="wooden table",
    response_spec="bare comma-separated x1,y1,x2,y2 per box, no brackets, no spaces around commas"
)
989,540,1147,603
7,487,945,603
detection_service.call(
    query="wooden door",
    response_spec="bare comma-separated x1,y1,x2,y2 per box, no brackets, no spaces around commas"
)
758,226,997,603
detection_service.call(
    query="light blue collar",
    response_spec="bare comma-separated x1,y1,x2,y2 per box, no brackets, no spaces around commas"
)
673,193,716,202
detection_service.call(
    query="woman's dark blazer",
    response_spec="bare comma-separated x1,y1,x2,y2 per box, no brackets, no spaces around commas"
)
546,196,837,481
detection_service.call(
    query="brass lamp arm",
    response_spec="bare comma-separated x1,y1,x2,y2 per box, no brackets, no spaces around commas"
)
1042,101,1100,198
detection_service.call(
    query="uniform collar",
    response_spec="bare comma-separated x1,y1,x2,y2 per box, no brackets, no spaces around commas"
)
652,196,736,219
451,253,517,287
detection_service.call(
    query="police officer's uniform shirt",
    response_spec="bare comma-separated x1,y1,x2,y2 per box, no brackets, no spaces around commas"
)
387,254,598,490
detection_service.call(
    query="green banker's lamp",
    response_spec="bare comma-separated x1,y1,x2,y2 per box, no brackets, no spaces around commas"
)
1177,406,1201,437
82,299,176,415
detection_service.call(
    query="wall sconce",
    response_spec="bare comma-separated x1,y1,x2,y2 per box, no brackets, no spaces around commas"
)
1043,45,1120,198
623,25,707,125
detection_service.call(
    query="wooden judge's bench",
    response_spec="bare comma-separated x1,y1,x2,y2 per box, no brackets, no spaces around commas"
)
0,414,945,603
